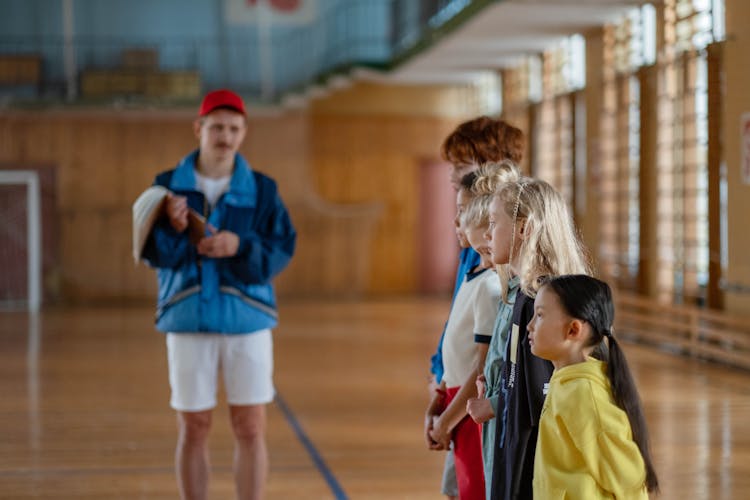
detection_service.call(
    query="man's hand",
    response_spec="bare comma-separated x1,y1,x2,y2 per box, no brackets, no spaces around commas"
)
466,397,494,424
197,229,240,258
165,193,188,233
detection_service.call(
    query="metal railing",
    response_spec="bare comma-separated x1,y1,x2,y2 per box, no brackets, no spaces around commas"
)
0,0,493,104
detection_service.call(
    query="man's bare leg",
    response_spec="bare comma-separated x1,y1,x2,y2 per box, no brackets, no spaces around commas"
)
230,404,268,500
176,410,212,500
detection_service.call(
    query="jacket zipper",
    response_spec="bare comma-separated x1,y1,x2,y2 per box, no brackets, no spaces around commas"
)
197,195,209,269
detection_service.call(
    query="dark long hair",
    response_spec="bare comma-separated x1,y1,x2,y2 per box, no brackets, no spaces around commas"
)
542,275,659,493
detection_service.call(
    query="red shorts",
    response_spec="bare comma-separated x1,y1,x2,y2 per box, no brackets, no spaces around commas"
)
443,386,485,500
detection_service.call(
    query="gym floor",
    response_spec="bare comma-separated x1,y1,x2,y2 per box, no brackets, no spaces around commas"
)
1,298,748,499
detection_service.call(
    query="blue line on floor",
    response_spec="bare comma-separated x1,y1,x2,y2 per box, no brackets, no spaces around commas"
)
275,393,348,500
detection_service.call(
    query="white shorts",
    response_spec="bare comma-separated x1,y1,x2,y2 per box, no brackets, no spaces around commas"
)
166,330,274,412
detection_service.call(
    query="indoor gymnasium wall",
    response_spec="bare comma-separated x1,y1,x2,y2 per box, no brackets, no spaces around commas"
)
0,80,482,302
308,82,480,294
723,0,750,314
0,111,178,302
580,28,605,278
0,109,310,302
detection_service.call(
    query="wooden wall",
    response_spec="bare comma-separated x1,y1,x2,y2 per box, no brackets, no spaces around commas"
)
309,82,480,294
0,81,481,302
579,28,605,275
723,0,750,314
0,109,310,302
310,113,457,293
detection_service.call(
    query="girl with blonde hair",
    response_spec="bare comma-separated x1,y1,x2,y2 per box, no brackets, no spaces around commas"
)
461,161,522,497
485,177,591,499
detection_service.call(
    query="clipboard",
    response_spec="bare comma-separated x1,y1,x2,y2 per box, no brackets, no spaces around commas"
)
132,186,208,263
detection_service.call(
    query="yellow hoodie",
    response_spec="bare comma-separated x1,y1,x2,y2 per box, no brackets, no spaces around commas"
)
533,358,649,499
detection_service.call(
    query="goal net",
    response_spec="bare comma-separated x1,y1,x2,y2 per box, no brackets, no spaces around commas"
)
0,170,41,312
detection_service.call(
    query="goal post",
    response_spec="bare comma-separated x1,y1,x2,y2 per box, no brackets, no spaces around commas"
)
0,170,41,312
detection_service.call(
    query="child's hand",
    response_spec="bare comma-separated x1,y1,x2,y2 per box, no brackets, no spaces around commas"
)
428,374,439,396
467,398,495,424
476,374,486,399
428,416,451,450
424,413,443,450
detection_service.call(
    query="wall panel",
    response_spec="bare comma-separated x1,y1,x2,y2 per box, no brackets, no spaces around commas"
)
0,109,313,302
723,0,750,313
0,82,470,301
310,113,458,294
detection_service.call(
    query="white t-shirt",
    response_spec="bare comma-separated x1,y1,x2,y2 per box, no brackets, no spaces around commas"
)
195,171,231,208
441,267,501,388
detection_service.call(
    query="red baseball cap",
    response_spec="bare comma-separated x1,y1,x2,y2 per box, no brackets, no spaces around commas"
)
198,89,246,117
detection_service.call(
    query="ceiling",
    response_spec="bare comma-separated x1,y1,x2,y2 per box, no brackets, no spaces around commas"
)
369,0,645,84
282,0,646,107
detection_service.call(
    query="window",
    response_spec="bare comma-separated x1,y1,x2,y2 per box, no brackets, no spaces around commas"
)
532,36,587,204
655,0,724,304
599,19,645,289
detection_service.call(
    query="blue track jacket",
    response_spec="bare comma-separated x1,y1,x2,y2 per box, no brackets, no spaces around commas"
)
142,150,296,334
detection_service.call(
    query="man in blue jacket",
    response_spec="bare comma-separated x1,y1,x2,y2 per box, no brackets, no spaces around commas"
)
142,89,296,500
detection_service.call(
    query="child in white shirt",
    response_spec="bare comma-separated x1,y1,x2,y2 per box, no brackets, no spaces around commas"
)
425,181,500,500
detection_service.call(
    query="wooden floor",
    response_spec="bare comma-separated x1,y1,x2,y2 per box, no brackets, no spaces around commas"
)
1,298,749,499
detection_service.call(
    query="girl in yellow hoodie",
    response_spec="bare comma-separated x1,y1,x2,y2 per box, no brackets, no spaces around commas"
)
527,275,659,499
